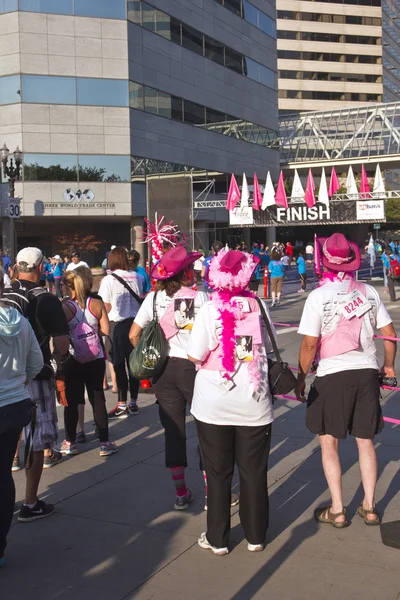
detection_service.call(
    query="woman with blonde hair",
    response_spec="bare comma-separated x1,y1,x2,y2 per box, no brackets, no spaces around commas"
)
59,267,117,457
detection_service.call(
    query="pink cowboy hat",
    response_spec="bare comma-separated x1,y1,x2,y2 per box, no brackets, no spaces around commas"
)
151,245,202,281
207,249,260,292
321,233,361,272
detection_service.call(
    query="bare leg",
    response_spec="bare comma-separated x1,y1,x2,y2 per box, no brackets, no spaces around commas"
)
356,437,379,521
277,291,282,303
24,450,44,505
14,435,21,459
319,434,345,522
271,291,276,304
108,362,117,392
77,404,85,434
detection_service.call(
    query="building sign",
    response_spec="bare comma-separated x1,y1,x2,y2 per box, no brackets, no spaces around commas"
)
356,200,385,221
41,188,115,209
235,200,387,228
229,206,254,226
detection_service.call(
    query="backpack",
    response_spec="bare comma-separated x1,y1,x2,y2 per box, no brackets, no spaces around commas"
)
66,302,103,364
391,262,400,280
129,292,168,380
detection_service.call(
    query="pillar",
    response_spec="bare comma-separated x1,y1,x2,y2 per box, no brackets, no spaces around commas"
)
266,226,276,249
130,217,145,267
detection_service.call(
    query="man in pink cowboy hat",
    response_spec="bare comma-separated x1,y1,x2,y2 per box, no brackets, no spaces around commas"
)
295,233,396,528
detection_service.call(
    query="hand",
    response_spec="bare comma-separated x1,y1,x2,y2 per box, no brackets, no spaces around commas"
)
295,381,307,403
381,366,396,379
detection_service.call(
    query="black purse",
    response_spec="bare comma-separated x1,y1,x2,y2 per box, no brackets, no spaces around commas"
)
255,297,297,395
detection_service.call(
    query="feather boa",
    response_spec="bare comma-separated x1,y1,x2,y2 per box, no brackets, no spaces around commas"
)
318,271,355,286
208,248,258,292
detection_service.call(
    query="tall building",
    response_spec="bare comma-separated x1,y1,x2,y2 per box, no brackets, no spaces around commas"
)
277,0,400,113
0,0,279,258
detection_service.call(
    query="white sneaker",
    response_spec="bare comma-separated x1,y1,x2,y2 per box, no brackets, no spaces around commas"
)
247,542,264,552
198,533,229,555
271,301,275,307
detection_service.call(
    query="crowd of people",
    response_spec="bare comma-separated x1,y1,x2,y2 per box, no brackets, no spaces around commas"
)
0,230,397,566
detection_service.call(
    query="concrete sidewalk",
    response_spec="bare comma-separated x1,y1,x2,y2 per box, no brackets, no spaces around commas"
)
2,290,400,600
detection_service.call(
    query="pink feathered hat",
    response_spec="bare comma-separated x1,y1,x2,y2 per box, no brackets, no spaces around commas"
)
207,249,259,292
151,245,202,280
321,233,361,272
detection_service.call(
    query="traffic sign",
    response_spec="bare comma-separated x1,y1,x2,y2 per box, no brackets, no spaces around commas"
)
373,223,381,229
1,197,21,218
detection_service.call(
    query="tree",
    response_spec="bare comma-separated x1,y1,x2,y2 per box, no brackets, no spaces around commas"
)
55,234,104,257
24,163,122,182
385,197,400,222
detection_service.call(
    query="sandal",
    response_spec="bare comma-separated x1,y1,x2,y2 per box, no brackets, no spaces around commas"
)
356,504,381,526
314,506,350,529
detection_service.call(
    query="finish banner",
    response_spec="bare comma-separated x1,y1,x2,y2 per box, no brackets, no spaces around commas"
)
229,200,386,227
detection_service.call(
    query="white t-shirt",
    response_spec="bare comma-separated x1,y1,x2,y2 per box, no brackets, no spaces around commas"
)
98,269,142,322
188,301,274,427
298,280,392,377
66,261,89,271
306,245,314,255
193,256,204,272
134,289,208,359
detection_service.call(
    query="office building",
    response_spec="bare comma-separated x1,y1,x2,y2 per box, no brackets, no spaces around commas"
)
277,0,400,113
0,0,279,257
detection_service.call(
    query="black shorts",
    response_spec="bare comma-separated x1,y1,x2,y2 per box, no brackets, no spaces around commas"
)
306,369,383,440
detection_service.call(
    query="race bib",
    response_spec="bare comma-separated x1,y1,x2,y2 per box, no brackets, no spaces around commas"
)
232,297,250,312
340,289,371,320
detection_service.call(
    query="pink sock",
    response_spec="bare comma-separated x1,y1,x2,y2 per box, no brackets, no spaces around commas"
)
170,466,187,497
203,471,208,497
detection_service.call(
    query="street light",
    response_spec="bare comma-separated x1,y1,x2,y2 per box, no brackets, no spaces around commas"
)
1,142,23,197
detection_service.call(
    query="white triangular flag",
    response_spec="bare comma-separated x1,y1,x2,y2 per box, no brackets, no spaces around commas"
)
318,167,329,206
291,169,305,203
346,166,358,196
240,173,249,207
373,163,385,195
261,171,275,209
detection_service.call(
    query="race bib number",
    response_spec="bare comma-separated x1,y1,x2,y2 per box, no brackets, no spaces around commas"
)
340,290,371,320
232,297,250,312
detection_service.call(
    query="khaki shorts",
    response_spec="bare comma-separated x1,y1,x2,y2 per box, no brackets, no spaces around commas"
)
270,276,283,293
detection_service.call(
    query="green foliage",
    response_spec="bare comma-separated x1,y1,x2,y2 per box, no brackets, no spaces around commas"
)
385,197,400,222
23,163,121,182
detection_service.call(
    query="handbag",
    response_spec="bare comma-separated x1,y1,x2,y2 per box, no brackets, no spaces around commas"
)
255,297,297,395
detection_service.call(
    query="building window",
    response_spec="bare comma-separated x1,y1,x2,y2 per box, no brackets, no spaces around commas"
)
0,0,17,12
0,74,21,105
224,47,243,74
74,0,126,19
127,1,141,24
129,82,144,111
181,23,204,56
204,36,225,65
76,78,128,107
224,0,242,17
217,0,276,37
206,107,226,124
19,0,73,13
23,154,130,182
183,99,206,125
142,86,183,120
78,155,130,182
22,75,76,105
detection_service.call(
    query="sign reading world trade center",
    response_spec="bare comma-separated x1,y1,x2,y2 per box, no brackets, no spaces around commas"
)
230,200,386,227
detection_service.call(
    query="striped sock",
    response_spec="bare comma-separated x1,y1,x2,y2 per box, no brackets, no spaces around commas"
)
203,471,208,497
170,466,187,497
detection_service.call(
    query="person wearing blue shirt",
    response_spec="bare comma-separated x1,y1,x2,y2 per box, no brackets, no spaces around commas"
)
1,254,11,275
382,250,390,294
127,250,151,295
268,251,285,306
202,240,223,292
297,251,307,293
53,255,65,299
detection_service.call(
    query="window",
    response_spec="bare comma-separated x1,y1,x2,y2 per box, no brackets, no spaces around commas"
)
129,82,144,111
260,64,275,88
23,154,78,181
181,23,204,56
0,75,20,105
144,86,157,114
243,57,260,80
22,75,76,104
74,0,126,19
224,47,243,74
127,1,141,24
142,2,156,31
224,0,242,17
0,0,17,12
206,107,226,124
19,0,73,13
205,37,224,65
143,87,183,120
77,78,128,107
242,0,258,26
78,155,130,182
183,100,205,125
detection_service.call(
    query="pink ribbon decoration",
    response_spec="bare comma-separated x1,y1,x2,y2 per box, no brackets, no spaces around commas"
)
253,173,262,211
304,168,316,208
275,171,288,209
226,174,241,211
360,164,371,195
328,167,340,198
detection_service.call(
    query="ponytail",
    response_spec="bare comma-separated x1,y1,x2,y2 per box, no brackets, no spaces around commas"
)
63,269,89,308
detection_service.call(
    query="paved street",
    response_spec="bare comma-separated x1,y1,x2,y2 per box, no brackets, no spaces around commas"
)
2,280,399,600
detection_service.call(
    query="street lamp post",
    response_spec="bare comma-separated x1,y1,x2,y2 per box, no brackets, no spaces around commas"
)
1,143,22,260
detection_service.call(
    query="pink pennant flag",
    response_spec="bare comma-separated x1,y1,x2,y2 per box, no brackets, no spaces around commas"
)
328,167,340,198
252,173,262,211
226,174,240,210
275,171,288,209
360,164,371,195
314,233,322,277
304,169,316,208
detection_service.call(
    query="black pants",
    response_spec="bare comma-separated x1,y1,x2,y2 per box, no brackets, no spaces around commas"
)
196,419,272,548
0,427,21,557
109,319,140,403
64,357,109,443
388,276,396,302
153,357,196,468
114,359,140,403
55,278,63,299
300,273,307,290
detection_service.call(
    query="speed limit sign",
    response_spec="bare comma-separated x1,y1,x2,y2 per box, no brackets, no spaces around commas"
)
8,198,21,218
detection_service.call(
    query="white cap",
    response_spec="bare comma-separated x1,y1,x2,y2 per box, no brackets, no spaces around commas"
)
111,245,116,250
53,254,61,260
16,247,43,268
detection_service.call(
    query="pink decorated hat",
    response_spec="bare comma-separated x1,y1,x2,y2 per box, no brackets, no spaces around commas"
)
207,249,259,292
151,245,202,280
321,233,361,272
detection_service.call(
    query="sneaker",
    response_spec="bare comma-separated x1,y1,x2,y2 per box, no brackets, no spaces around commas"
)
43,450,63,469
99,441,118,457
108,404,129,419
297,289,306,293
128,402,139,415
247,542,264,552
174,489,194,511
12,456,21,472
271,301,275,307
76,431,86,444
18,499,55,523
205,492,240,511
59,440,79,455
198,533,229,556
